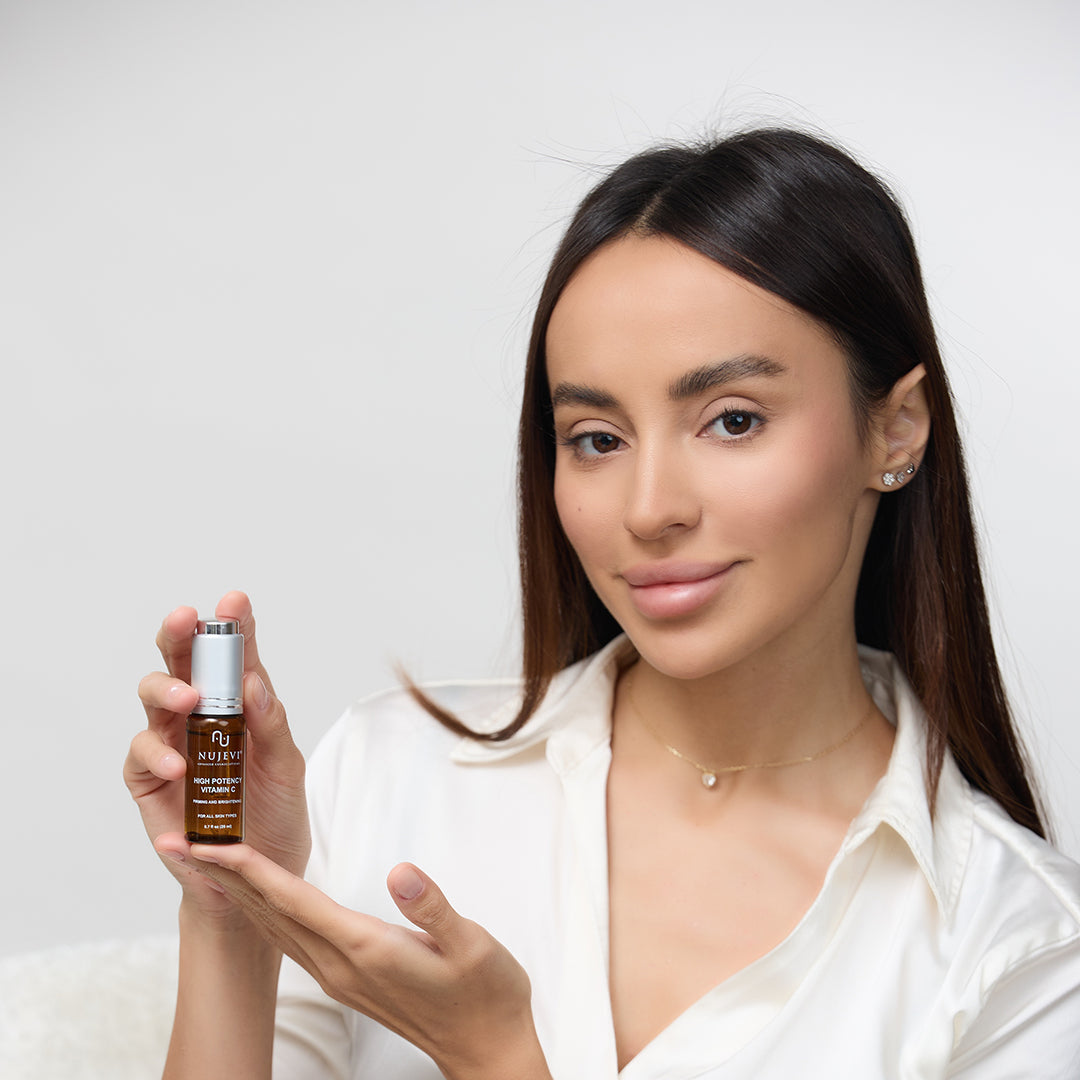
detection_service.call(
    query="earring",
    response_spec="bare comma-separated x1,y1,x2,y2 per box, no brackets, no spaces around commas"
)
883,462,916,488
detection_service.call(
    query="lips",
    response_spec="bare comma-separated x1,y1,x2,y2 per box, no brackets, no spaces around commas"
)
622,561,738,619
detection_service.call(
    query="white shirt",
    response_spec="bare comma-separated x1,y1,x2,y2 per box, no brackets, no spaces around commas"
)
274,640,1080,1078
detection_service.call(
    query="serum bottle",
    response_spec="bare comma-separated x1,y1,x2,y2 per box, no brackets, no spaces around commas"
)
185,618,245,843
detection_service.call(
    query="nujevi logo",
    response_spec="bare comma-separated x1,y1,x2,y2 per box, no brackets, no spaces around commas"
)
198,730,242,763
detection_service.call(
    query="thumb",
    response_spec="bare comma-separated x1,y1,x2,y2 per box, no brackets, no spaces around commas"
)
387,863,468,950
244,671,300,757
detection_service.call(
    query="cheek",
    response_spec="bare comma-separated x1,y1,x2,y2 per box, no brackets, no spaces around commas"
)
554,468,620,567
553,471,592,555
720,425,866,544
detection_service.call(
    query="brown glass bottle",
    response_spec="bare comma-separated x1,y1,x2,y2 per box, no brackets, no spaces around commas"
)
185,618,245,843
185,711,246,843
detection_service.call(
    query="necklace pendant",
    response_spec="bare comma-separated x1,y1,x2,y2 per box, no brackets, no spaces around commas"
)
701,771,718,789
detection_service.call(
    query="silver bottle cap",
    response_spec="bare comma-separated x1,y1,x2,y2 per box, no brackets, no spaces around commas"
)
191,618,244,715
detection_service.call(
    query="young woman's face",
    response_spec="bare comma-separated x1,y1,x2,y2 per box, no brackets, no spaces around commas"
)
546,234,881,681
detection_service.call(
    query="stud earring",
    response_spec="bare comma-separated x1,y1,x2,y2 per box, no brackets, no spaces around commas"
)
883,462,916,488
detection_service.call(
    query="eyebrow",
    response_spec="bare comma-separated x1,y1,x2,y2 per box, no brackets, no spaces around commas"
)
550,383,619,409
550,354,786,410
668,355,786,399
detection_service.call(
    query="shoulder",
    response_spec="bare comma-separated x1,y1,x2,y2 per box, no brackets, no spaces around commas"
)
962,788,1080,942
307,677,526,783
855,645,1080,986
937,783,1080,1062
940,795,1080,1071
304,638,628,811
859,644,1080,932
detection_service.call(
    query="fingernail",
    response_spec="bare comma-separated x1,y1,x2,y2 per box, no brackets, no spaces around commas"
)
161,850,185,864
204,879,227,894
191,851,219,865
250,673,270,711
166,684,192,707
392,866,424,901
161,752,183,772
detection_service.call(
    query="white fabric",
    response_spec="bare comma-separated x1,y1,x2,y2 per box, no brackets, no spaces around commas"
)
274,640,1080,1079
0,936,178,1080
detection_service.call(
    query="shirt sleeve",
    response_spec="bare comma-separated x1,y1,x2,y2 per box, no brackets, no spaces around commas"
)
945,935,1080,1079
271,719,353,1079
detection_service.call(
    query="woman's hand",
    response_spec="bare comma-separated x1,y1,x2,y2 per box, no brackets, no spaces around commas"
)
187,845,553,1080
124,591,311,917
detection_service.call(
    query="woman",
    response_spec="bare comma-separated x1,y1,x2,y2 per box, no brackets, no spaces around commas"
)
127,129,1080,1078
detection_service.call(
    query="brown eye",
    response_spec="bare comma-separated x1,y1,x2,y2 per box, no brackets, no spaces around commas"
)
588,432,620,454
568,430,623,458
709,410,762,439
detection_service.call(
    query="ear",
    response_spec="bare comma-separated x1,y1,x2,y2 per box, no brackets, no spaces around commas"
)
869,364,930,492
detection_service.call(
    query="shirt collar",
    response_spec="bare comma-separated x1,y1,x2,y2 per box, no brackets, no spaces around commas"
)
451,637,972,919
848,646,972,918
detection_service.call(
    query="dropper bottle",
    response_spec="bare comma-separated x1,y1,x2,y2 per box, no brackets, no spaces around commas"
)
185,618,245,843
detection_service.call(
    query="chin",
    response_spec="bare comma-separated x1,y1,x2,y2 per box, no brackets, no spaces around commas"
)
617,619,763,683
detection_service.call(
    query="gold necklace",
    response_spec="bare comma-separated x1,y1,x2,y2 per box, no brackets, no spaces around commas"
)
623,679,874,790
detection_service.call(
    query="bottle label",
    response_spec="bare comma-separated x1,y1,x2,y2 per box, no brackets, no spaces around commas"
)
186,722,245,841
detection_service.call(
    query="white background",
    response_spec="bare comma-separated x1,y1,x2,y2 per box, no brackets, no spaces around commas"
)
1,0,1077,958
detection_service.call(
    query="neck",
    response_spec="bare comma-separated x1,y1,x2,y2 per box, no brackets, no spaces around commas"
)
620,626,876,772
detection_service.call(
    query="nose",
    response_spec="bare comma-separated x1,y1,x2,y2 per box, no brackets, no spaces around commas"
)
622,443,701,540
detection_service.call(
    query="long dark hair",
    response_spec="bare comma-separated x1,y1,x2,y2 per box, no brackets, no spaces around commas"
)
418,128,1046,837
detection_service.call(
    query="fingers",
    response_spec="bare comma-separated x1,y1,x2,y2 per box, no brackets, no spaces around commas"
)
153,834,233,900
124,727,187,798
154,832,191,863
185,850,458,964
387,863,472,954
243,671,292,744
154,605,200,682
153,592,275,696
141,602,288,753
241,672,305,792
214,591,276,695
190,843,354,936
181,847,534,1066
178,854,325,983
138,670,199,734
184,845,440,1021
